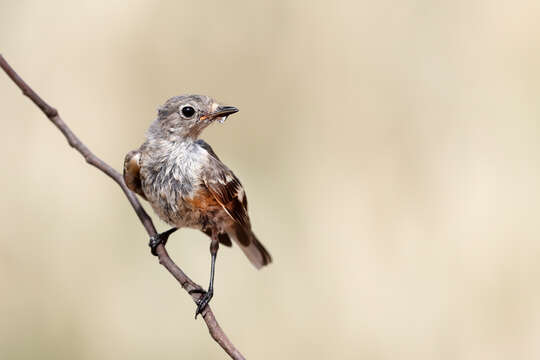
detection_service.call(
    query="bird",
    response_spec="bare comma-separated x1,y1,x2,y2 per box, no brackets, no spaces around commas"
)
123,94,272,317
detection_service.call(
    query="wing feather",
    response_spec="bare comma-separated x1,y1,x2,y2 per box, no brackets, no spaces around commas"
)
199,141,250,228
204,171,250,227
123,150,147,200
198,140,272,268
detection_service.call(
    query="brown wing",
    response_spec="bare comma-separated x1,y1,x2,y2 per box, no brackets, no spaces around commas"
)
204,163,273,266
200,142,249,228
200,141,272,268
123,150,147,200
204,163,250,228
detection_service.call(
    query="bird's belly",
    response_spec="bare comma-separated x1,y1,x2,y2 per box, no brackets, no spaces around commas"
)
178,189,223,228
141,151,227,230
147,184,225,230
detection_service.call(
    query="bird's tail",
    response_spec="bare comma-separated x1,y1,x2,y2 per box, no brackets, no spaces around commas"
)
230,225,272,269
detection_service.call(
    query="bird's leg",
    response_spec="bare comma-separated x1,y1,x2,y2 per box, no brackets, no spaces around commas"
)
149,227,178,256
189,233,219,318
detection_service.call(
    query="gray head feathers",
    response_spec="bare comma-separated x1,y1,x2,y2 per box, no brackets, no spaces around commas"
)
149,94,219,141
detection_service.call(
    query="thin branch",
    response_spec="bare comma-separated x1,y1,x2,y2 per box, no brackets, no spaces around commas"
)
0,54,245,360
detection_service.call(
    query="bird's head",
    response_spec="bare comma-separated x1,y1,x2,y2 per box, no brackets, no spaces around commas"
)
151,94,239,140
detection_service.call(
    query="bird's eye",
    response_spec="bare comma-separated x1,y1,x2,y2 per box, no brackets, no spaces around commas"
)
181,106,195,118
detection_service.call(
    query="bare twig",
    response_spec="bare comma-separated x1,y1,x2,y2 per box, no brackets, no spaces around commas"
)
0,54,245,360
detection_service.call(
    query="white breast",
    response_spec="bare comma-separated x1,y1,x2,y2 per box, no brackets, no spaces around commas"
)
141,140,211,228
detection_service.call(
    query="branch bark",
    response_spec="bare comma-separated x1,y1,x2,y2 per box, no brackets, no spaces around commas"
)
0,54,245,360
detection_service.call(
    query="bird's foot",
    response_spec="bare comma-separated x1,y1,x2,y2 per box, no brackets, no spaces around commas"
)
149,228,178,256
188,288,214,318
148,236,163,256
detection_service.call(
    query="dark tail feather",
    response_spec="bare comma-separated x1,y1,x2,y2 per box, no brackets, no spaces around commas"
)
231,225,272,269
203,228,232,247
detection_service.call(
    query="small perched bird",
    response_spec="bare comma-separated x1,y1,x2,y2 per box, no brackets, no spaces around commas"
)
124,95,271,316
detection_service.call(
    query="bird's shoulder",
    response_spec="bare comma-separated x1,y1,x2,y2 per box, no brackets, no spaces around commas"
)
195,139,220,160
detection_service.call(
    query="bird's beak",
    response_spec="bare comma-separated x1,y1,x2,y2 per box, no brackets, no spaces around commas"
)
200,105,239,122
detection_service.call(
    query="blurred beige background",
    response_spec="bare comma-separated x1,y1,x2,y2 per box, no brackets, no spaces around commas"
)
1,1,540,359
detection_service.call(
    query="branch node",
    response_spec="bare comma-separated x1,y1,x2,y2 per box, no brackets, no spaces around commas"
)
46,107,58,118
